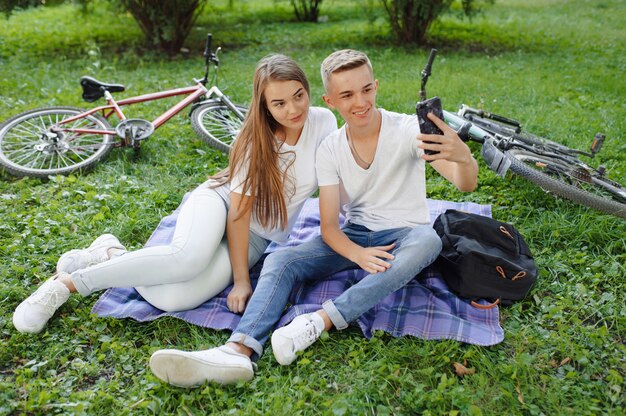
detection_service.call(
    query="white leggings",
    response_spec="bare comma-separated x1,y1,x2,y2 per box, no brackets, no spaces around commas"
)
69,184,270,312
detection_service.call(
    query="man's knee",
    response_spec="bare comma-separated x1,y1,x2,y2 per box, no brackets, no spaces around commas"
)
262,250,290,273
422,226,442,254
259,248,312,285
402,226,442,257
258,250,295,284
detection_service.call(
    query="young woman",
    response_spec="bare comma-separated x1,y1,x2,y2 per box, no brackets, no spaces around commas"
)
13,54,337,334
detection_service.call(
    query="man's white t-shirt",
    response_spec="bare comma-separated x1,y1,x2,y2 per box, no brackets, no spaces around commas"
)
229,106,337,242
316,108,429,231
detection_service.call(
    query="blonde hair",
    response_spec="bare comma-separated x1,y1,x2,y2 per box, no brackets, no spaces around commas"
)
320,49,373,91
213,54,310,230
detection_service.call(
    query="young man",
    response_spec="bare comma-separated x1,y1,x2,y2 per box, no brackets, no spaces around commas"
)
149,49,478,387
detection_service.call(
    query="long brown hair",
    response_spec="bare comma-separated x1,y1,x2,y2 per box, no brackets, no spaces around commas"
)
213,54,310,230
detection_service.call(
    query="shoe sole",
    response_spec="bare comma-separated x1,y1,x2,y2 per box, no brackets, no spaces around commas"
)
149,350,253,387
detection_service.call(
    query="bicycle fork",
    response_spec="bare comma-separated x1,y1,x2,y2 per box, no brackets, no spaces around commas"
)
191,85,246,120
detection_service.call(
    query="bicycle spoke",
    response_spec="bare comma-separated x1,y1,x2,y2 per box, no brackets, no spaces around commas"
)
10,122,44,138
32,152,48,170
17,151,39,169
57,150,80,167
203,112,238,140
3,147,34,160
10,149,41,166
2,140,35,150
68,146,93,161
2,133,40,145
36,115,50,132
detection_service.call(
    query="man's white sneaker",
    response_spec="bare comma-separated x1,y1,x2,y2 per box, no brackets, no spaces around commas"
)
271,313,325,366
56,234,126,274
13,278,71,334
149,346,256,387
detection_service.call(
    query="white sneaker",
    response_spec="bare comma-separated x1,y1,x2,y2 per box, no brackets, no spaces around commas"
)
149,346,256,387
56,234,126,274
13,277,71,334
271,313,325,366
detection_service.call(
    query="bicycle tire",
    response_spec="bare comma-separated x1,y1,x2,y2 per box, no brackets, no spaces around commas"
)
502,147,626,218
0,106,115,178
190,102,247,153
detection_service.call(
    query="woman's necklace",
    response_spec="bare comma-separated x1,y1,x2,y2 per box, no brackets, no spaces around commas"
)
346,126,373,169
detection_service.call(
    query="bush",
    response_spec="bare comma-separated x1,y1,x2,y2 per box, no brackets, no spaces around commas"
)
381,0,493,44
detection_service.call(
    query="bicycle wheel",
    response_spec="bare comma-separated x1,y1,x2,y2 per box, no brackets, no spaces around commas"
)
190,101,247,153
0,106,115,178
501,146,626,218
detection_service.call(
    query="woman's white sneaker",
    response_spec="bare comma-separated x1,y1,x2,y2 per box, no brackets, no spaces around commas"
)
271,313,325,365
150,346,256,387
13,278,70,333
56,234,126,274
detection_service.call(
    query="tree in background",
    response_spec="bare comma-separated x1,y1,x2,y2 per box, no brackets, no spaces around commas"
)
284,0,323,22
1,0,207,55
1,0,55,16
294,0,323,22
2,0,492,51
381,0,493,44
119,0,207,56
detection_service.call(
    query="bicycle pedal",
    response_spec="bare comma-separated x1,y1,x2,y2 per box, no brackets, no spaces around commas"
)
591,133,605,155
116,119,154,141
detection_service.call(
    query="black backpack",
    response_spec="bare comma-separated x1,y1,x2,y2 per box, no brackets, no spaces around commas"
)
433,209,538,308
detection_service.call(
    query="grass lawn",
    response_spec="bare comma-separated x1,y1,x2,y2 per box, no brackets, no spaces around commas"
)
0,0,624,414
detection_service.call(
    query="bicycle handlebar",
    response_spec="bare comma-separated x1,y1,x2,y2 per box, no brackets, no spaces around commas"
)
422,49,437,79
419,49,437,101
486,112,520,129
203,33,220,67
459,105,521,133
444,110,491,144
204,34,212,59
467,107,520,129
200,33,220,85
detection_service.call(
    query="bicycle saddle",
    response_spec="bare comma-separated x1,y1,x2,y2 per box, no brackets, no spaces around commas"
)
80,76,125,102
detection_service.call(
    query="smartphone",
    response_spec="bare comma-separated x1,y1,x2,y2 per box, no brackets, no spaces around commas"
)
416,96,443,155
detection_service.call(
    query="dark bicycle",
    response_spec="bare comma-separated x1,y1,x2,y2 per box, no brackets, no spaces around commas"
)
418,49,626,219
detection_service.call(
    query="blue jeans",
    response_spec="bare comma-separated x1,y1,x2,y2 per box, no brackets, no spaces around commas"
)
227,222,442,359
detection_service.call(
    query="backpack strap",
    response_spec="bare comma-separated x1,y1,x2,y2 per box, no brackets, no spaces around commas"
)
471,298,500,310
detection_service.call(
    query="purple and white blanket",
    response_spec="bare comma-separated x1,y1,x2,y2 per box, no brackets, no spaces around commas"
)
92,198,504,346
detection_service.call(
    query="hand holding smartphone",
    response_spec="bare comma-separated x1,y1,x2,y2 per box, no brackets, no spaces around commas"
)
416,96,443,156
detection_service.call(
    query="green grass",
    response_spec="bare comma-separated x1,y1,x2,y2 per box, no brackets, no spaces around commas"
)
1,0,625,414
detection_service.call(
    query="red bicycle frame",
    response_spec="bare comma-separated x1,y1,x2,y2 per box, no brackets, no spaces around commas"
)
51,80,227,143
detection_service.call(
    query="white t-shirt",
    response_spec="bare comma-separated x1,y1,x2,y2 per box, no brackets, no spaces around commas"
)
230,106,337,242
316,108,429,231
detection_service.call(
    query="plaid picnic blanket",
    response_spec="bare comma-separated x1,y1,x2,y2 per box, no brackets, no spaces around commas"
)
92,197,504,346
